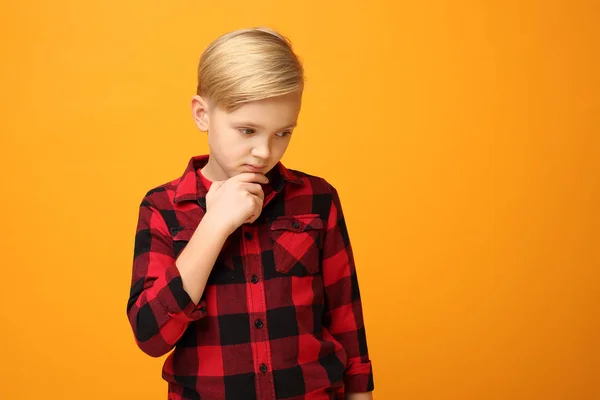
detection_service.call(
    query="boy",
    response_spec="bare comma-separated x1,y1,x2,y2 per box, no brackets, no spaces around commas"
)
127,27,374,400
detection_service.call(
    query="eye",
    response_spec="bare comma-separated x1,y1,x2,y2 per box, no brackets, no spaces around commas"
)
239,128,255,135
276,131,292,138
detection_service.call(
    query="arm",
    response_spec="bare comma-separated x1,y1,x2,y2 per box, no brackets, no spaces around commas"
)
175,211,229,304
126,197,227,357
321,185,375,396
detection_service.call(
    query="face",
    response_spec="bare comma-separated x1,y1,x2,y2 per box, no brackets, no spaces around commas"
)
192,91,302,182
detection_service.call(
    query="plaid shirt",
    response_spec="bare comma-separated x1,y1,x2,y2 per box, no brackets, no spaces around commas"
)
127,155,374,400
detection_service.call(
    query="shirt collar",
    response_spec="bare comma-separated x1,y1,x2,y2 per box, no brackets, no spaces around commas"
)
173,154,304,205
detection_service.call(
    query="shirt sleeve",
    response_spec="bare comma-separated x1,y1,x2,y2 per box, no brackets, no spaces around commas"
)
321,185,375,393
126,196,207,357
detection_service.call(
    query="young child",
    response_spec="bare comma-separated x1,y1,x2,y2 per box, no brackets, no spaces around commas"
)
127,27,374,400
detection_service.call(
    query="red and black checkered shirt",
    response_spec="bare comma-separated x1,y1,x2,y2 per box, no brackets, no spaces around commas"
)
127,155,374,399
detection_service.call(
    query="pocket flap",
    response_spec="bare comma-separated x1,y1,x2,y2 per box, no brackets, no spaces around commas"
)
269,214,323,232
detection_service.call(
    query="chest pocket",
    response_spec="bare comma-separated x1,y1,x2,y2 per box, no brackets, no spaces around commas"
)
268,214,324,275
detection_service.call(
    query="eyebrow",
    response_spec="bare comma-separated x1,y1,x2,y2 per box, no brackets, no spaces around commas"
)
235,121,298,130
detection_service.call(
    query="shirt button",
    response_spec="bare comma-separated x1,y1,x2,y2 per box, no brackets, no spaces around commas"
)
259,364,268,374
244,231,253,240
251,275,259,284
254,319,264,329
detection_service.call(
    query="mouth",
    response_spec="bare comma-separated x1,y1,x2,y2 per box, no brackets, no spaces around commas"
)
244,164,267,172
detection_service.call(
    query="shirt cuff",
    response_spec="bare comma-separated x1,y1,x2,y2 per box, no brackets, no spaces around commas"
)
156,261,207,322
344,360,374,393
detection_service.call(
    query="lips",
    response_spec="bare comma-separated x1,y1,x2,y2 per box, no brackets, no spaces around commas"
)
244,164,266,171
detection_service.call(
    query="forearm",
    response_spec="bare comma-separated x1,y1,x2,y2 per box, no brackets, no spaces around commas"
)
176,212,230,304
128,201,218,357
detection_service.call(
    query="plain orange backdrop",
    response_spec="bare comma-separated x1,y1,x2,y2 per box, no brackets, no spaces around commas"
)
1,1,598,399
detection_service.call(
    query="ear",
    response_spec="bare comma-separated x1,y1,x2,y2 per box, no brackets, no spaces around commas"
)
191,95,210,131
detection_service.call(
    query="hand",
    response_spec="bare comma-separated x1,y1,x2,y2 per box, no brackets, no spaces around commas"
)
204,172,269,235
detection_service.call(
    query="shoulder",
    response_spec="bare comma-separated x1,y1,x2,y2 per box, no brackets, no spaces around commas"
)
138,176,181,210
283,168,346,221
286,168,337,194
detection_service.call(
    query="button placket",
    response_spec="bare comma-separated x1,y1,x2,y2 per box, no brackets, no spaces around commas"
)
242,225,272,390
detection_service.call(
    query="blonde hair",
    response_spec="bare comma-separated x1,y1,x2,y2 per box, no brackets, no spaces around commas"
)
196,27,304,112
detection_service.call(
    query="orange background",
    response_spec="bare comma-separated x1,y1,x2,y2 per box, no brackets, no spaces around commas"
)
1,1,598,399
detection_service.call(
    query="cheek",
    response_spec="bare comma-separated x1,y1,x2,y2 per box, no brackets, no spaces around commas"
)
267,141,290,166
208,125,233,148
274,139,291,155
209,129,249,160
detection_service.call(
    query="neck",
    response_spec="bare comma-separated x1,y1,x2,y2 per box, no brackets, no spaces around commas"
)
201,157,229,182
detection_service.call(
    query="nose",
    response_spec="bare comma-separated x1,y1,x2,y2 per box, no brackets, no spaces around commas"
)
251,139,271,161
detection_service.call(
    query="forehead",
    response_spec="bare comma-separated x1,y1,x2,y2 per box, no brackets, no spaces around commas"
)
221,93,302,126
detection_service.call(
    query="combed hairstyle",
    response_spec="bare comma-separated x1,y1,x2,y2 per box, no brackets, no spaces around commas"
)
196,27,304,112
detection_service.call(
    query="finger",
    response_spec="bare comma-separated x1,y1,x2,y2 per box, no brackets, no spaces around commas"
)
247,204,263,224
244,194,264,224
255,195,264,210
245,208,259,224
239,182,264,199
